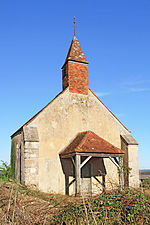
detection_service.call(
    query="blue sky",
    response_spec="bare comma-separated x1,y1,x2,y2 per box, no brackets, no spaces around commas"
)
0,0,149,169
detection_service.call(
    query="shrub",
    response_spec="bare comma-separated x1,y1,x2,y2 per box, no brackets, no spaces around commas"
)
0,160,11,181
50,189,150,224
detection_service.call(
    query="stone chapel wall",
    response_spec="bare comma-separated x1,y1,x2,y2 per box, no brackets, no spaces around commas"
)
27,88,132,194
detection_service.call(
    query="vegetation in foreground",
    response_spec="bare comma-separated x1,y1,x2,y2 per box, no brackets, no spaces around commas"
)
0,181,149,225
50,189,150,225
0,162,150,224
0,161,11,182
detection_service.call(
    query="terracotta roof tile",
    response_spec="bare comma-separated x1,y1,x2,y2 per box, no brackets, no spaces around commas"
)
60,131,125,156
64,36,88,64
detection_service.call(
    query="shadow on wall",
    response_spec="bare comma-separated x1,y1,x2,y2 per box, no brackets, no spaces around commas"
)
60,156,107,195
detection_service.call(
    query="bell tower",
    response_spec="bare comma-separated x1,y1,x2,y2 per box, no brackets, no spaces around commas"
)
62,36,89,95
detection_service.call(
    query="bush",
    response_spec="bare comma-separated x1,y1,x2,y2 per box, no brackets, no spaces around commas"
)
0,160,11,181
50,189,150,224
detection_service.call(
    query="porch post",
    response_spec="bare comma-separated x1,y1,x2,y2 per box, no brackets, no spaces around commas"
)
102,175,105,192
75,154,81,196
119,157,124,191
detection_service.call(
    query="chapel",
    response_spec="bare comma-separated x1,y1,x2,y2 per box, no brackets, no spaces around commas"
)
11,34,139,195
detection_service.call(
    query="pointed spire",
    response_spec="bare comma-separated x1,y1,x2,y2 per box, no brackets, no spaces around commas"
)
65,36,88,64
62,33,89,95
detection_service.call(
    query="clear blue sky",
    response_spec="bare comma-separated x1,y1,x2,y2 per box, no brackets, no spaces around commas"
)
0,0,149,169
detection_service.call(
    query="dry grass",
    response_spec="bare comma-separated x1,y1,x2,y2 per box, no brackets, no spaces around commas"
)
0,181,76,224
0,181,150,224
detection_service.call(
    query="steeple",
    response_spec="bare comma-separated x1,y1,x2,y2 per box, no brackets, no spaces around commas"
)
62,36,89,95
65,36,88,64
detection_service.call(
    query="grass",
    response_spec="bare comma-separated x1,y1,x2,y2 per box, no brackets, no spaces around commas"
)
0,165,150,224
0,181,149,224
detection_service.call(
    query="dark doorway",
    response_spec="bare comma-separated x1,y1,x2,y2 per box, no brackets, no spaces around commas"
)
81,157,92,194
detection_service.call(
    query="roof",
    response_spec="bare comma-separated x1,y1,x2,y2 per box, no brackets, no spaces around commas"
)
11,37,130,138
59,131,125,157
63,36,88,66
121,134,138,145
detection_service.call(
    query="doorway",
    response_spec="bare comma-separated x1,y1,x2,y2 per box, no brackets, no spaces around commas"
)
81,158,92,194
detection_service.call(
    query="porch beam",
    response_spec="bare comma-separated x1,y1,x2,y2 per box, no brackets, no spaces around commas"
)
93,176,103,186
71,157,76,168
114,157,119,165
94,175,106,192
60,153,75,159
109,156,121,169
61,153,124,158
69,178,76,187
77,153,124,158
80,156,92,169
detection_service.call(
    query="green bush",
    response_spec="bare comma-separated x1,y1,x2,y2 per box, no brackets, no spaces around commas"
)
0,160,11,181
50,189,150,224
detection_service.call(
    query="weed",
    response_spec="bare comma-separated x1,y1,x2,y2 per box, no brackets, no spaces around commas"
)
50,189,150,224
0,161,11,181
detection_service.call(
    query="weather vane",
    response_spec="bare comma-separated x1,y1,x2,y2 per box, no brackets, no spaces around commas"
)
74,16,75,36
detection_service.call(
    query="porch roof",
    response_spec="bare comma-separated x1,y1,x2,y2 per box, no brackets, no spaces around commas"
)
59,131,125,157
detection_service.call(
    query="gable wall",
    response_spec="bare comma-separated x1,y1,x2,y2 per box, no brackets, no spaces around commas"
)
26,88,130,194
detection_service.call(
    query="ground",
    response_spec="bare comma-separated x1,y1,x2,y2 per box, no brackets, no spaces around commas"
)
0,181,75,224
0,181,150,224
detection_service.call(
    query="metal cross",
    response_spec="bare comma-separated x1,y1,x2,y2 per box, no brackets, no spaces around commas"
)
74,16,75,36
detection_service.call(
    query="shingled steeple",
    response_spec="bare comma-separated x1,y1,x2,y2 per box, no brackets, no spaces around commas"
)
62,36,89,95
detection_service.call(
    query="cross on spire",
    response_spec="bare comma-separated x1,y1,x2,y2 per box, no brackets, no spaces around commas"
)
74,16,75,36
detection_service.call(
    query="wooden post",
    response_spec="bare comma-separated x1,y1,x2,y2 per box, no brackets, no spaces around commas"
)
119,157,124,191
102,175,105,192
75,154,81,196
65,175,69,195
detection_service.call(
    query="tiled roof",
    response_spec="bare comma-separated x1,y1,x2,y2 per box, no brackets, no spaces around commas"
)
60,131,125,156
64,36,88,64
121,134,138,145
